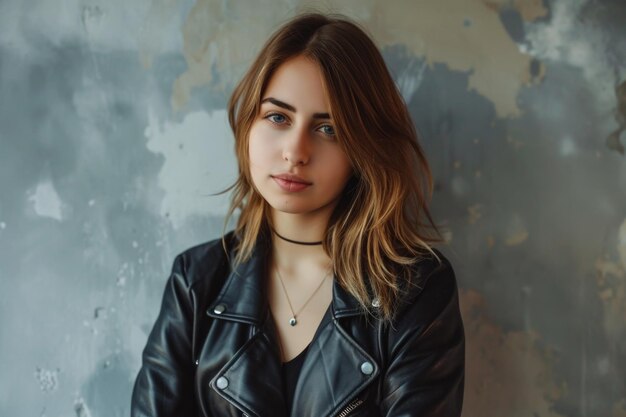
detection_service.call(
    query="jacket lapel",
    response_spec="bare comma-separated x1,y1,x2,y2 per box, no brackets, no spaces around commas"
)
290,282,379,417
206,236,379,417
209,312,288,417
206,238,288,416
206,237,270,326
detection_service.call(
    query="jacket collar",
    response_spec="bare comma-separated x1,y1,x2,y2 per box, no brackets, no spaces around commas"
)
207,234,365,325
205,233,381,417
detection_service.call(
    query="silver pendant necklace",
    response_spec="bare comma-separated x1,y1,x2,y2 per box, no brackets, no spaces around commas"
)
275,263,331,326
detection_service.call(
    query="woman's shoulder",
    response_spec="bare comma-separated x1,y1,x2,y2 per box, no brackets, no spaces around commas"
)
391,247,460,328
169,230,238,289
409,248,457,295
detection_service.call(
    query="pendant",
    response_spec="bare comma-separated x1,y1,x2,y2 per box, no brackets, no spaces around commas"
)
289,317,297,326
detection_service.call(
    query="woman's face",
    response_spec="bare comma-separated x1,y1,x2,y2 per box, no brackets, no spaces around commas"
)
248,55,353,218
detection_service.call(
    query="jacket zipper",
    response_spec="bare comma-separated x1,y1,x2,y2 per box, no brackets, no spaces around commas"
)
335,398,364,417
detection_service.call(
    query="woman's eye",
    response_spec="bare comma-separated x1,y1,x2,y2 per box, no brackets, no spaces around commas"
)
319,125,335,137
266,113,287,124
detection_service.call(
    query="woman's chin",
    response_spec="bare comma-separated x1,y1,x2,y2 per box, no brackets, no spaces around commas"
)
267,198,339,219
268,202,312,215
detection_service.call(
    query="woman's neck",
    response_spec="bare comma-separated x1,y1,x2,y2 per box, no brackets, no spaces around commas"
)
270,210,332,271
271,211,326,242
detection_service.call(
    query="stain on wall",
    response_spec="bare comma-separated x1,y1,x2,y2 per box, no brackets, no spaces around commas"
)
461,289,565,417
1,0,624,416
608,80,626,155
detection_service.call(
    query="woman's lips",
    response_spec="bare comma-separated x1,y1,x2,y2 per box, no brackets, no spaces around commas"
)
271,175,311,192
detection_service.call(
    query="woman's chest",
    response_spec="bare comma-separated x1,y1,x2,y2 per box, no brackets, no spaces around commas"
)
194,309,383,417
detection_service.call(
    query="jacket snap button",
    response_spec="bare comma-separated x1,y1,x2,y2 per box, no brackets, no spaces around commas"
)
194,359,199,366
216,376,229,389
360,361,374,375
371,298,381,308
213,304,226,314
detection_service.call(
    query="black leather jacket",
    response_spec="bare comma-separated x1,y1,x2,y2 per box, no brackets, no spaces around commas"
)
131,232,464,417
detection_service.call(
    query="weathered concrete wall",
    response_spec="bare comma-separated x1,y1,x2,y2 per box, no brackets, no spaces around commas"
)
1,0,624,416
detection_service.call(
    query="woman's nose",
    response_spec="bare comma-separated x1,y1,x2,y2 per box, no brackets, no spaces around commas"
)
282,126,310,166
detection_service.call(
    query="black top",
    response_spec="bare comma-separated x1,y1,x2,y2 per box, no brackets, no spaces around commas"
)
280,305,333,412
281,344,309,412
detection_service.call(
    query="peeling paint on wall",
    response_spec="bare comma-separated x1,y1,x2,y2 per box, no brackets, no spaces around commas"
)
607,79,626,155
524,0,623,151
172,0,293,112
34,367,61,393
614,400,626,417
27,181,65,221
468,204,484,224
145,108,237,228
138,0,183,70
170,0,542,117
513,0,549,22
460,289,566,417
73,397,93,417
370,0,539,118
619,218,626,269
504,213,529,246
595,218,626,350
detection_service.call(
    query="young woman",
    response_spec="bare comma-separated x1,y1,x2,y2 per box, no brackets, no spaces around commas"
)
132,12,465,417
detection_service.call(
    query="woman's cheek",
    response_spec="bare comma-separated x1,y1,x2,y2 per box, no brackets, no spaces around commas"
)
251,128,282,164
249,133,275,171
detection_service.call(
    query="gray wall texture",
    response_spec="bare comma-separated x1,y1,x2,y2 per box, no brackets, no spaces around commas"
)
1,0,625,416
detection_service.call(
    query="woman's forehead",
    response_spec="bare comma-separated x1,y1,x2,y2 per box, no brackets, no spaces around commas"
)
261,56,331,115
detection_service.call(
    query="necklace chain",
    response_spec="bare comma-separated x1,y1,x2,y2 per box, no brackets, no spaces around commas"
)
274,262,331,326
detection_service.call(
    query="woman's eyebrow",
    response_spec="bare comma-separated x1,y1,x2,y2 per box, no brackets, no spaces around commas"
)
261,97,331,119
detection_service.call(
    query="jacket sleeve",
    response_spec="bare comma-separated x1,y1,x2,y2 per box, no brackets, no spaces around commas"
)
131,254,199,417
380,255,465,417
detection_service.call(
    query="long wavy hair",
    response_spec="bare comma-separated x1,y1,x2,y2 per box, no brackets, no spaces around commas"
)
223,12,443,322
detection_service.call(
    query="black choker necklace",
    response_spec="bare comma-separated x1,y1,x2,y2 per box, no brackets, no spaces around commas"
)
272,229,323,246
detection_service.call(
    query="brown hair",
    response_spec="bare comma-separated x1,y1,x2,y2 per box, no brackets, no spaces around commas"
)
223,12,443,322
